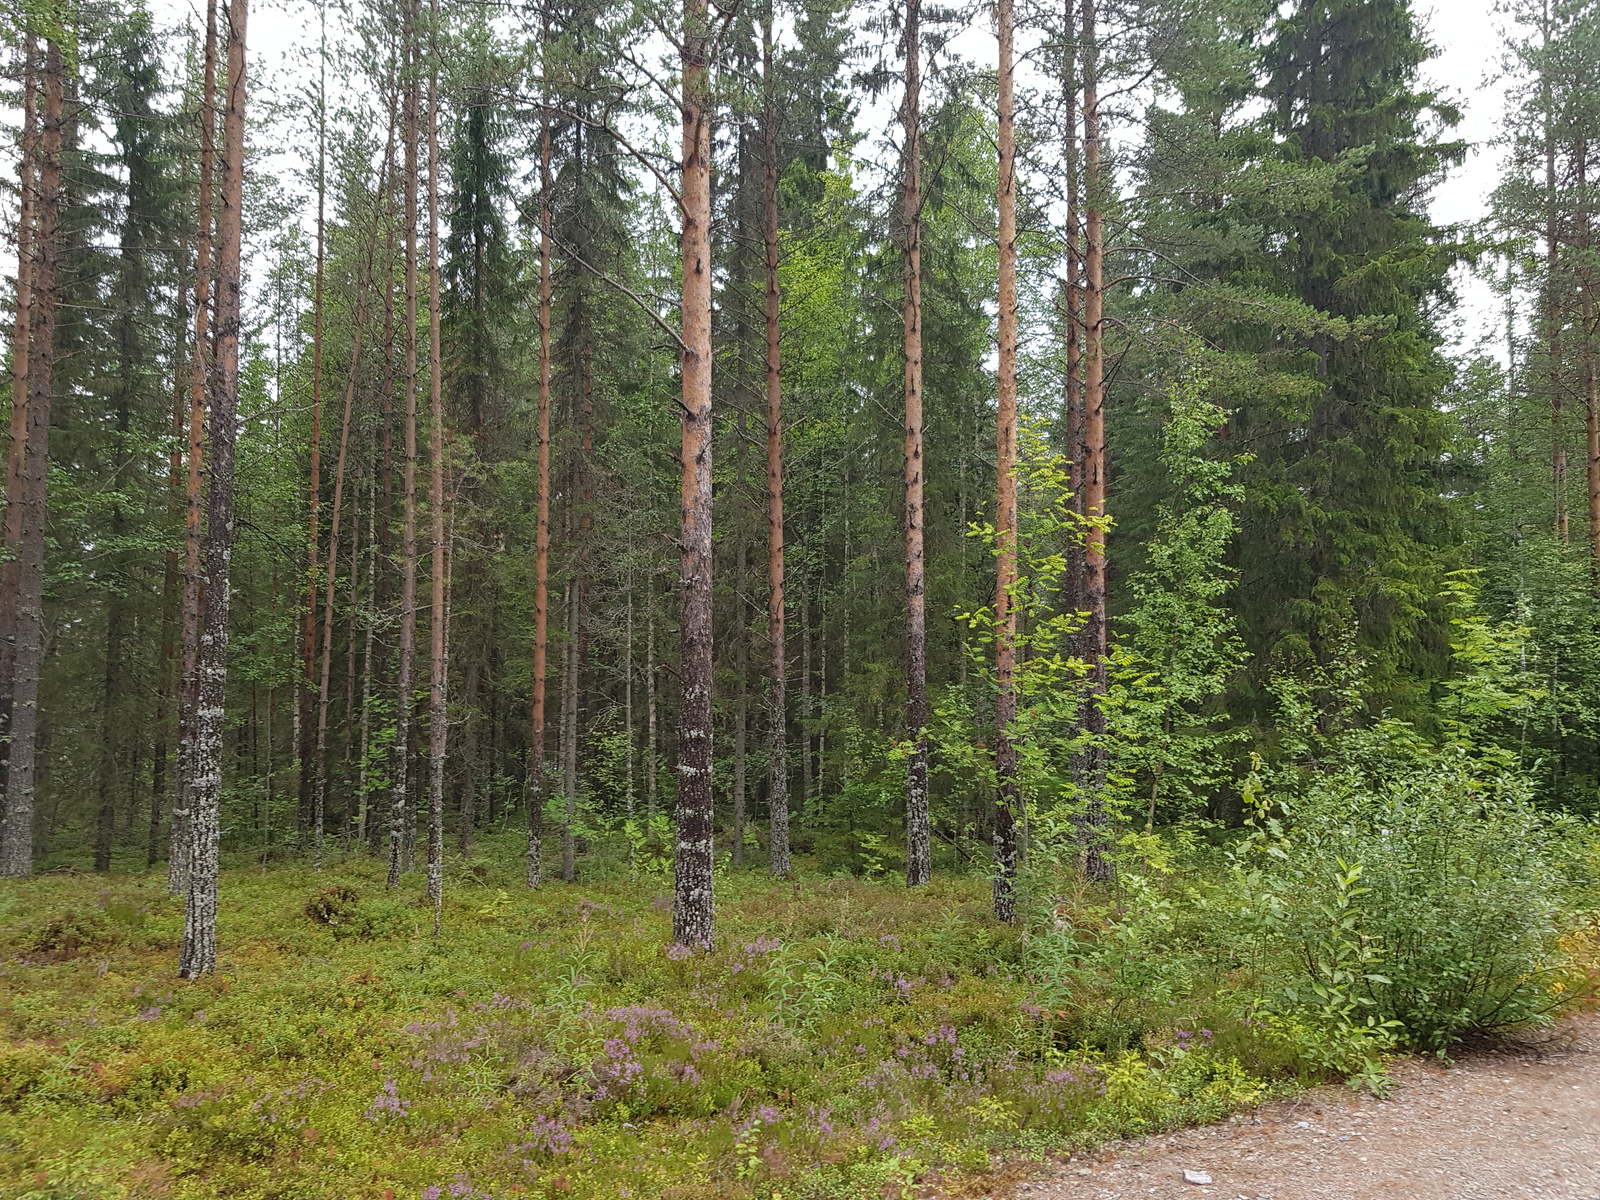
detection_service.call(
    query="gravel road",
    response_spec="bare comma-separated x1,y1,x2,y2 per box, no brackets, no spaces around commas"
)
959,1013,1600,1200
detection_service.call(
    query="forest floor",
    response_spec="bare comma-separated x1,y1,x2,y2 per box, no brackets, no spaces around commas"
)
970,1013,1600,1200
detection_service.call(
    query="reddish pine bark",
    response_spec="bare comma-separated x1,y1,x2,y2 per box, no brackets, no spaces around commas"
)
674,0,717,951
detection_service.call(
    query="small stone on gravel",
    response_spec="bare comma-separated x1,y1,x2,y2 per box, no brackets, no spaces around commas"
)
1183,1170,1213,1185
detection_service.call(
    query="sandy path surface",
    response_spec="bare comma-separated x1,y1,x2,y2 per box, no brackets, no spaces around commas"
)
974,1014,1600,1200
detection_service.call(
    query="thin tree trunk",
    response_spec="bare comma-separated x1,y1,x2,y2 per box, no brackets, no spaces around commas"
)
1078,0,1113,882
459,660,479,854
624,567,635,830
1581,136,1599,591
733,407,748,869
674,0,717,950
173,0,218,896
0,36,60,878
992,0,1020,922
153,284,186,868
901,0,931,888
646,576,656,822
425,3,449,929
528,80,552,888
390,0,421,888
762,3,789,879
358,472,377,846
341,469,361,856
179,0,246,973
300,3,328,845
561,579,578,881
1062,2,1084,628
312,245,372,873
0,34,39,809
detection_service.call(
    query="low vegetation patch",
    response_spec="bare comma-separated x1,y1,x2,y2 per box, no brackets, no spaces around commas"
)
0,805,1593,1200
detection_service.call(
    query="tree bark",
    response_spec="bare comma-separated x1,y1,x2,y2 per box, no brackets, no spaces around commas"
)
179,0,246,974
174,0,218,896
312,243,372,873
902,0,931,888
0,34,39,809
733,407,748,869
528,83,552,888
992,0,1020,922
0,36,61,878
153,269,187,868
1078,0,1114,882
674,0,716,950
762,3,789,880
425,3,448,929
390,0,421,888
300,2,327,846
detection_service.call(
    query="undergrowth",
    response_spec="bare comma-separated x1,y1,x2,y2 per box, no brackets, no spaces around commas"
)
0,813,1591,1200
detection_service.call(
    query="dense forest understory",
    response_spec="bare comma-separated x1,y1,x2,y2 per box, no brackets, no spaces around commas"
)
2,0,1600,1195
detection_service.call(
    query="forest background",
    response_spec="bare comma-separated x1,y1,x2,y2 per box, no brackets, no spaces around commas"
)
2,0,1600,1196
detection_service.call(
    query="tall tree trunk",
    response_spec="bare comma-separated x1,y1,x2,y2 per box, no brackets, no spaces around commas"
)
425,4,448,930
901,0,931,887
357,472,378,847
174,0,218,896
992,0,1020,922
0,34,39,808
1580,136,1599,591
646,577,657,822
1078,0,1113,882
300,3,327,846
762,3,789,879
561,577,578,881
0,36,61,878
179,0,246,974
340,468,362,856
390,0,421,888
459,660,479,854
733,408,748,869
528,83,552,888
153,278,187,868
1061,5,1084,629
674,0,717,950
312,244,371,872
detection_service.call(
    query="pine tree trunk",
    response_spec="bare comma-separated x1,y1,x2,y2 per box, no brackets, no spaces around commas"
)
340,470,362,856
174,0,218,896
459,660,479,854
901,0,931,888
528,87,552,888
762,5,789,879
312,244,370,873
390,0,421,888
992,0,1020,922
425,8,448,929
733,408,748,869
1580,137,1599,592
300,9,327,848
0,36,61,878
358,473,378,847
0,35,39,809
1078,0,1114,883
179,0,246,974
1062,8,1084,632
674,0,717,950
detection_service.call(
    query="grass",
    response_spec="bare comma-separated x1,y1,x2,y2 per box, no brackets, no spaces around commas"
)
0,835,1359,1199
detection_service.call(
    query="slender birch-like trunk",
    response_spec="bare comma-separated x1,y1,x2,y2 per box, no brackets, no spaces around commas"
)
179,0,246,974
992,0,1020,922
901,0,931,887
762,2,789,879
674,0,717,949
0,36,61,878
153,265,187,867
